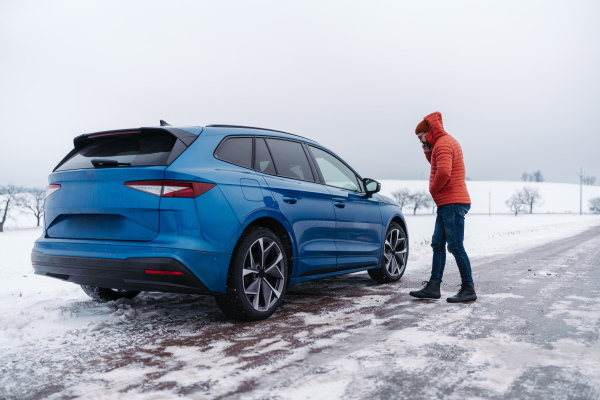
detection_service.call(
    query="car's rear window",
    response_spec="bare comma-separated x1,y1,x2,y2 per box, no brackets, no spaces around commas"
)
56,131,178,171
215,137,253,169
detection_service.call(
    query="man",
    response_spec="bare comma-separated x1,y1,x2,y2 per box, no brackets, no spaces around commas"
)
409,112,476,302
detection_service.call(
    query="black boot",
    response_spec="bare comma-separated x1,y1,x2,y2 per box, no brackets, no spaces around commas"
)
409,280,441,299
447,283,477,303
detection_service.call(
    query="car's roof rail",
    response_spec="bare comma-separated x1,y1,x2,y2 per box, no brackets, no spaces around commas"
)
205,124,314,142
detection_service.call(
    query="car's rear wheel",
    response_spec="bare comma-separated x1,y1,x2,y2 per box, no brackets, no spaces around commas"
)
368,222,408,283
215,227,288,321
81,285,140,302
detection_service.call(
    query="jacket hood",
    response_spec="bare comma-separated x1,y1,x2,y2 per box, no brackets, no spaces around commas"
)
424,112,447,147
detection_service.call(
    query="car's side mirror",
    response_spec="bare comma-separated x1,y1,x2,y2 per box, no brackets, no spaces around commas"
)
364,178,381,197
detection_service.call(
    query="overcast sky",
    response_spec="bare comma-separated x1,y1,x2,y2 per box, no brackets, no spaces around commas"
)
1,0,599,188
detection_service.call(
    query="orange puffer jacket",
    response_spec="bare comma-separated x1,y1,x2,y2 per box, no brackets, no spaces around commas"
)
423,112,471,207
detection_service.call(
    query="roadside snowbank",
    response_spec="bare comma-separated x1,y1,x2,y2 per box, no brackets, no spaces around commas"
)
406,213,600,268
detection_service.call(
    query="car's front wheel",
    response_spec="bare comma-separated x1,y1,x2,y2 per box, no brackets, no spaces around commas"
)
368,222,408,283
215,227,288,321
81,286,140,302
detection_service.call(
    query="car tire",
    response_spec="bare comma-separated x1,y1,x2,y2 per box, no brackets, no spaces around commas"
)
368,222,408,283
215,227,288,321
81,285,140,302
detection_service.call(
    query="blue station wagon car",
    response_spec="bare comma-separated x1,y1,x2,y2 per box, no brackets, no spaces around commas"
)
32,122,408,320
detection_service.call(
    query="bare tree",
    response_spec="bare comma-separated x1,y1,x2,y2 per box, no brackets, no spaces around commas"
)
0,185,24,232
521,172,532,182
520,186,543,214
506,191,525,216
408,190,433,215
583,176,597,186
589,197,600,214
532,170,544,182
521,171,545,182
391,188,411,212
17,188,46,227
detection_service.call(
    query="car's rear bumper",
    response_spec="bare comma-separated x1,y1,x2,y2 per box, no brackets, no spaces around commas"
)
32,251,215,294
31,240,232,293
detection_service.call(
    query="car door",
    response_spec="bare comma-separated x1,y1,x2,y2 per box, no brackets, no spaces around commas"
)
306,145,383,270
257,137,337,277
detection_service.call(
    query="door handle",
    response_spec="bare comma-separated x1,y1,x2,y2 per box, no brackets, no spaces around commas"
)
334,201,345,208
282,196,297,204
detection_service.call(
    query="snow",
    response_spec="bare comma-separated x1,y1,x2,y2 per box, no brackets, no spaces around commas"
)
3,212,598,348
404,213,600,274
379,180,600,215
1,180,600,398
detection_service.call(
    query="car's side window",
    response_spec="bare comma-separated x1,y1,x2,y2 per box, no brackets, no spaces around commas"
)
215,137,253,169
308,145,362,192
265,138,315,182
254,138,277,175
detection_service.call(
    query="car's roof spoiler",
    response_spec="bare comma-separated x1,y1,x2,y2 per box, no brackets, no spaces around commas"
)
73,126,199,149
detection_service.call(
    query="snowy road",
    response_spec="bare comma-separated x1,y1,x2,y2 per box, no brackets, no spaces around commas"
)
2,223,600,399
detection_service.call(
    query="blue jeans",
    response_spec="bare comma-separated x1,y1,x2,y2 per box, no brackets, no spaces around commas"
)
430,203,473,285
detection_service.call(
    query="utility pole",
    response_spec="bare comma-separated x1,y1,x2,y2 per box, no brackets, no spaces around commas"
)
578,167,583,215
489,190,491,217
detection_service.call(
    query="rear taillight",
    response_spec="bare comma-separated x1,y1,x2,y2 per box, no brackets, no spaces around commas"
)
45,184,61,199
123,181,163,197
124,180,215,198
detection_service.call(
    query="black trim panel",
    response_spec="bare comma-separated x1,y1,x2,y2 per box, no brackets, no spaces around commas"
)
299,263,379,277
161,127,199,146
31,251,211,294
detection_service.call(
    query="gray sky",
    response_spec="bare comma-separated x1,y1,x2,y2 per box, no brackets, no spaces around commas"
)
1,0,599,188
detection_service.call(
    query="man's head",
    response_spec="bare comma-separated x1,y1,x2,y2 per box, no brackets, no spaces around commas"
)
415,119,430,146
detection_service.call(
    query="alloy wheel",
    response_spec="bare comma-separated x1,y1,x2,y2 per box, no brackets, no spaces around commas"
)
383,229,407,277
242,237,286,312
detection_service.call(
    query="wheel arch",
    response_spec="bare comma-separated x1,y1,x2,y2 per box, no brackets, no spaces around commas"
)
385,212,409,254
391,214,408,238
230,212,297,281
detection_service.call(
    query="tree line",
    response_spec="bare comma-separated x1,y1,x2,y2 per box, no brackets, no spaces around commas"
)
0,185,46,232
390,185,600,216
521,170,545,182
582,176,597,186
522,170,597,186
3,184,600,232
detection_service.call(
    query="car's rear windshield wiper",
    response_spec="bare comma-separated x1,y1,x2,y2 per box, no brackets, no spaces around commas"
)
91,159,132,168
